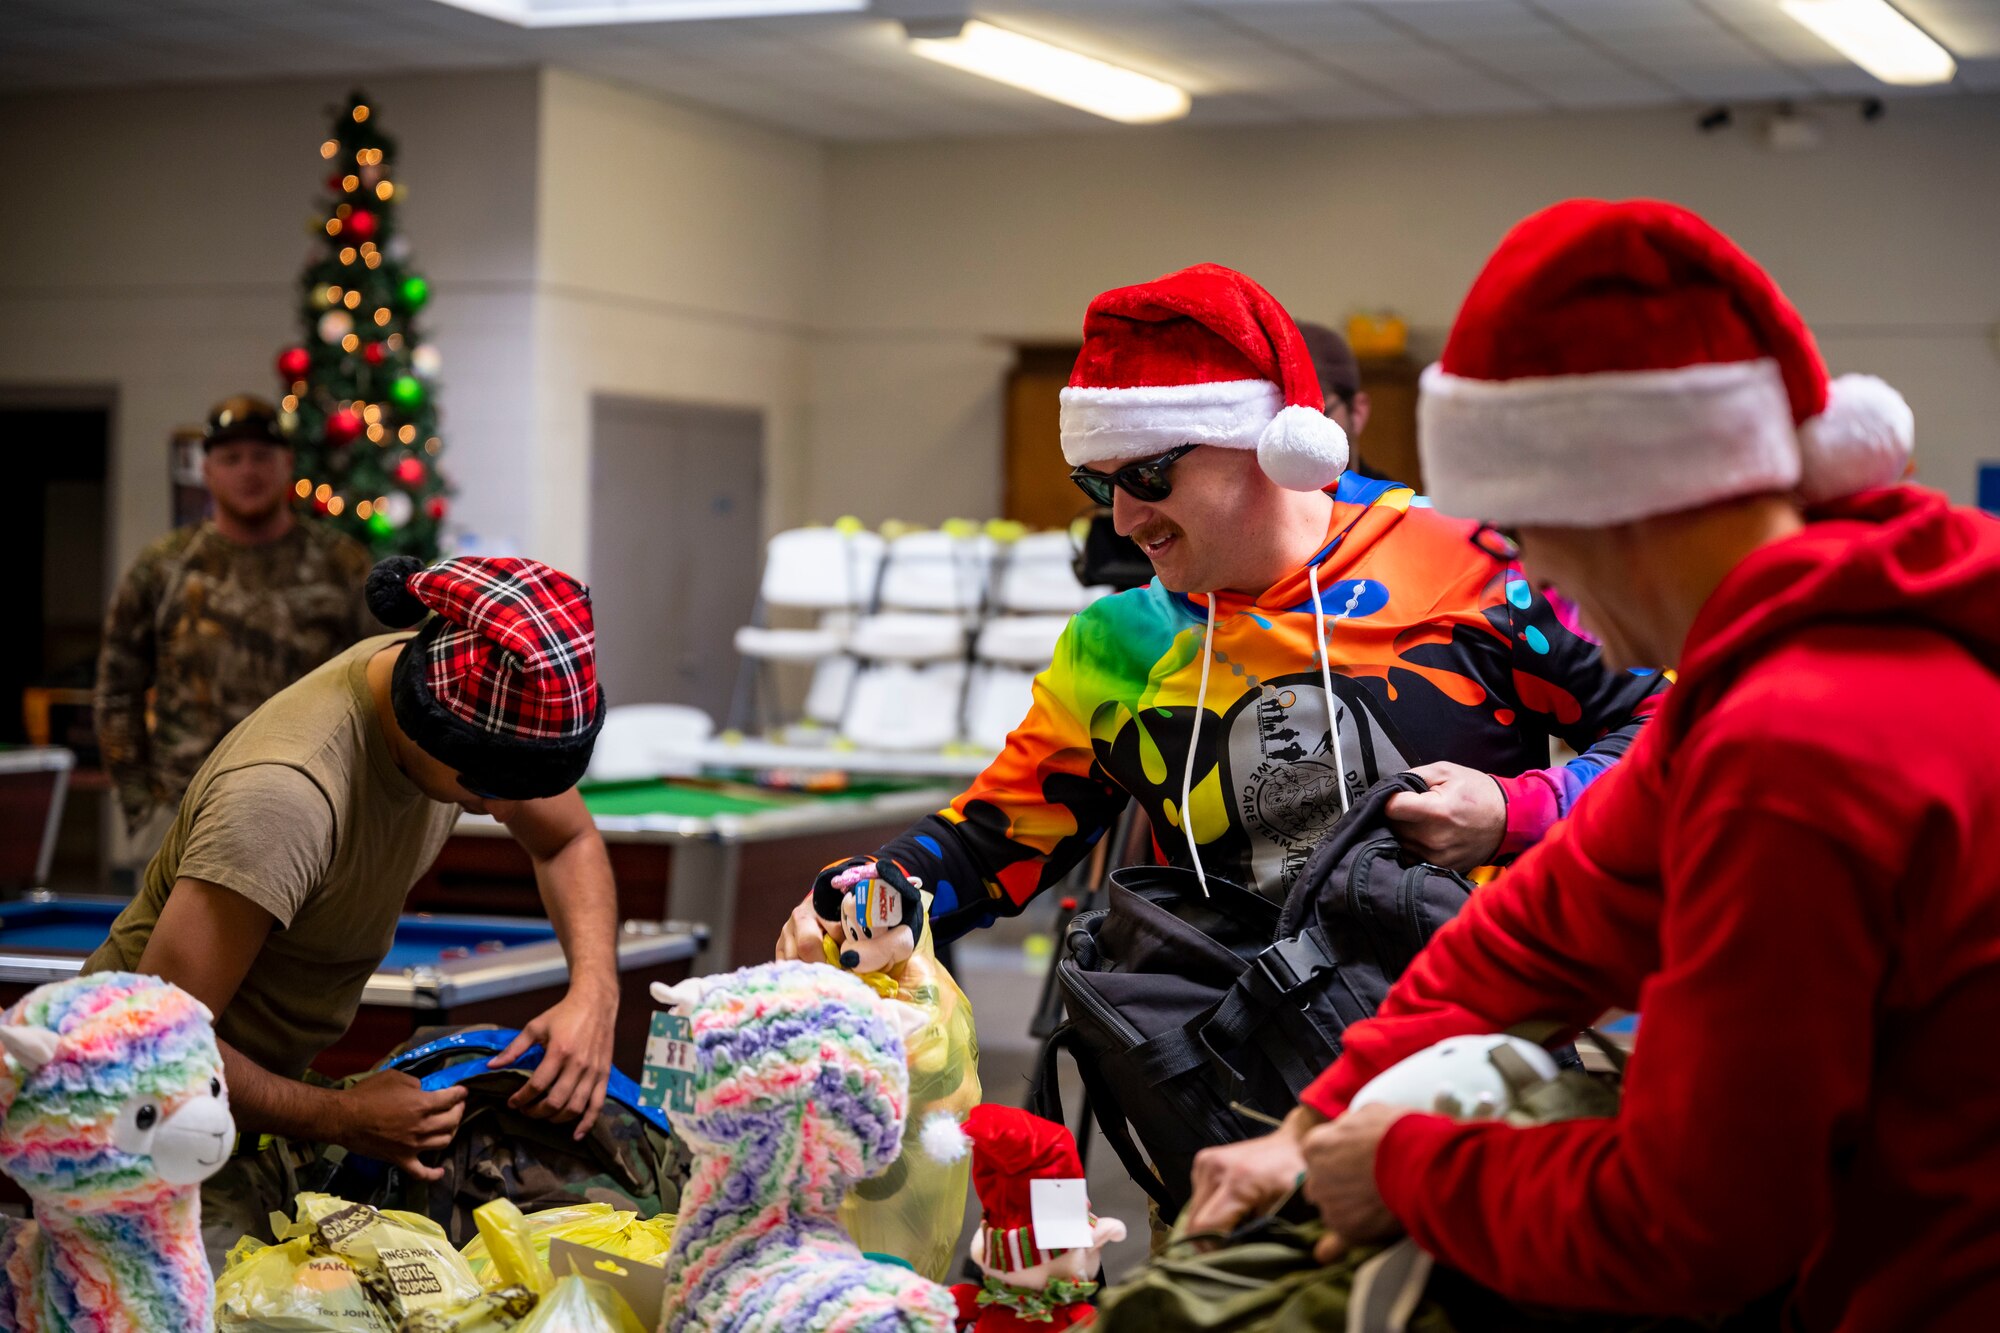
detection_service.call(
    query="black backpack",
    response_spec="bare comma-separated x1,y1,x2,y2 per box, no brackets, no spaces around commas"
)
1031,772,1474,1214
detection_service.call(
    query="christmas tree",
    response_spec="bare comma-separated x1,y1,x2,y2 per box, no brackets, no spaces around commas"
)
276,90,449,558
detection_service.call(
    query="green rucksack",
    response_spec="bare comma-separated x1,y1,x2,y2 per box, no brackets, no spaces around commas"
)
1096,1028,1776,1333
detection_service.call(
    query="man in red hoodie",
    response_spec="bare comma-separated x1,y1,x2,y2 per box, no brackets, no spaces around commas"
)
1183,199,2000,1329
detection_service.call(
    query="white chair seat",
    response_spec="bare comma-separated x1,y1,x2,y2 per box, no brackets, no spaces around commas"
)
966,666,1038,752
841,662,968,751
587,703,715,782
849,612,966,663
760,527,886,611
803,654,860,726
974,615,1070,668
995,531,1092,614
734,625,844,663
878,529,996,613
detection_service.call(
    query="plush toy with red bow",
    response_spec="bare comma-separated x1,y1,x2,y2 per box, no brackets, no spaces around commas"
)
925,1105,1126,1331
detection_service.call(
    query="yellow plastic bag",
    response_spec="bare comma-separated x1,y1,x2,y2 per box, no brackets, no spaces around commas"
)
396,1287,539,1333
278,1193,487,1320
514,1275,646,1333
460,1200,678,1292
838,920,982,1280
215,1234,396,1331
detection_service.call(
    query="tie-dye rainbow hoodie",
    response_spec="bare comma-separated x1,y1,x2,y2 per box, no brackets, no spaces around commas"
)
881,474,1665,941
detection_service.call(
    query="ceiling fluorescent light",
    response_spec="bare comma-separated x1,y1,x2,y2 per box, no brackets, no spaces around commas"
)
1779,0,1956,86
429,0,865,27
907,20,1191,124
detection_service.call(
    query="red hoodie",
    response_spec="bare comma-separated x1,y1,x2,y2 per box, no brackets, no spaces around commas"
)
1299,487,2000,1329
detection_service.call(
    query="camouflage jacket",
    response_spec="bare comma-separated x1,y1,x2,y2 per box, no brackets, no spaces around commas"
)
94,519,376,832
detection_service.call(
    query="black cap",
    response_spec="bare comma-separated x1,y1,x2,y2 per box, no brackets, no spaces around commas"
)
204,395,288,450
1296,323,1361,405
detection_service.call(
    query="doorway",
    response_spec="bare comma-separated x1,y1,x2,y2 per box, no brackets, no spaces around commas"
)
588,397,765,724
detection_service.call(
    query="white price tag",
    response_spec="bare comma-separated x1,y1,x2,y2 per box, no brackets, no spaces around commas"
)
1029,1178,1093,1250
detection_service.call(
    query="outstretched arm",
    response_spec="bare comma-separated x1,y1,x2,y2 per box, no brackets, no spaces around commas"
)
485,788,620,1138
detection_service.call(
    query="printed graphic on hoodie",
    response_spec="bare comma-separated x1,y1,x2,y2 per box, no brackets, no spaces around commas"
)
877,475,1667,939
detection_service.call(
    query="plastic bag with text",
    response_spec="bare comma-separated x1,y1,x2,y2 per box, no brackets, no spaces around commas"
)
837,921,982,1281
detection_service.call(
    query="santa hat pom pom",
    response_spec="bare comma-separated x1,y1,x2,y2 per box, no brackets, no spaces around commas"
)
1798,374,1913,504
365,555,430,627
919,1110,970,1164
1257,404,1349,492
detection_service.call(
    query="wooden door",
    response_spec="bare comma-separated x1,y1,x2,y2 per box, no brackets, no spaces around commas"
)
1354,356,1422,492
1004,345,1087,531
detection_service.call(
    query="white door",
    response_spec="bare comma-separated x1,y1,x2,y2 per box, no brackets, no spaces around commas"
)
588,397,764,723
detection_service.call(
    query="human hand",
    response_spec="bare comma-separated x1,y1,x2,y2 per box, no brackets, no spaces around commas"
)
776,892,837,963
1183,1107,1321,1238
1301,1104,1411,1263
337,1070,468,1181
490,987,618,1139
1384,762,1507,871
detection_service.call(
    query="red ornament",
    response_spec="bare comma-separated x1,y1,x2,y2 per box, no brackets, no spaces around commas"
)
395,456,426,486
277,346,311,380
313,497,331,515
345,209,378,242
325,408,363,446
363,341,386,366
326,172,345,193
427,496,448,522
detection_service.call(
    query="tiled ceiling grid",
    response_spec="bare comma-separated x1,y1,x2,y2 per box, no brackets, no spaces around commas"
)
1,0,1994,139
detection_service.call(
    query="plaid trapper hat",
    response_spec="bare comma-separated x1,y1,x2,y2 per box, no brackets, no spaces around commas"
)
366,555,605,800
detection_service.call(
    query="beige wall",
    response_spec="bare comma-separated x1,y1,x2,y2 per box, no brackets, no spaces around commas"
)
0,71,545,574
532,70,826,575
819,95,2000,512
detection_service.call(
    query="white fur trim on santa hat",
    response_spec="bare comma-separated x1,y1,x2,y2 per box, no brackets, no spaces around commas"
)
1061,379,1284,466
1258,404,1348,492
1061,379,1346,491
1798,374,1913,504
1418,357,1801,527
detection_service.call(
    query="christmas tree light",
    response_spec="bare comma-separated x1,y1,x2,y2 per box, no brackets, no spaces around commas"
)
279,90,451,557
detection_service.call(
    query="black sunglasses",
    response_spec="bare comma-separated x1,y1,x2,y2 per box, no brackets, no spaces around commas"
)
1069,444,1199,507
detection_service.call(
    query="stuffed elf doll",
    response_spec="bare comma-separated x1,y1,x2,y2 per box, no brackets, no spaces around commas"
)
927,1105,1126,1331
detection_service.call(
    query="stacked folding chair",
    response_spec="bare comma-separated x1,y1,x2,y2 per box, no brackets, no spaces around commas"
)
966,531,1102,750
729,525,885,738
841,526,995,751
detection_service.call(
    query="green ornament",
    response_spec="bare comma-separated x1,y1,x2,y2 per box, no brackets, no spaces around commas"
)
400,276,429,310
389,375,425,411
369,510,394,537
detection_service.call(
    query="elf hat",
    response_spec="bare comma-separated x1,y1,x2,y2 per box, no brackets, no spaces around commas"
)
1418,198,1913,527
1060,263,1349,492
366,555,605,800
923,1105,1091,1269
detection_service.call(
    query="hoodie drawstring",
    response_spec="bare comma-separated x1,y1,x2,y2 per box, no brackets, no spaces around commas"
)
1308,562,1353,817
1180,596,1218,897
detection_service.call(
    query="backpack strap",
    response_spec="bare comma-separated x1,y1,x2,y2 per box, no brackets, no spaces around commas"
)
1195,926,1347,1098
1507,1019,1628,1076
1034,1024,1177,1212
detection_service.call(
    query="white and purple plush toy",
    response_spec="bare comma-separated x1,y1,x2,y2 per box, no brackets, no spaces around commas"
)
0,971,235,1333
650,962,958,1333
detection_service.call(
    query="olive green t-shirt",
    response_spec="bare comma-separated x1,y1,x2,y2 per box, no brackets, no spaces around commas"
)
87,633,461,1079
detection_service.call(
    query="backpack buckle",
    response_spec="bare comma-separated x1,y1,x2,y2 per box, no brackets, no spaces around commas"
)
1253,933,1334,994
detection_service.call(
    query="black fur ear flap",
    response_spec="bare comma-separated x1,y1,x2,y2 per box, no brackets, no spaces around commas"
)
366,556,430,627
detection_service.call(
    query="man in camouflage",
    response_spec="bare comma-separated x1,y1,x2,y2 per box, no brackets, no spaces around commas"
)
95,395,375,850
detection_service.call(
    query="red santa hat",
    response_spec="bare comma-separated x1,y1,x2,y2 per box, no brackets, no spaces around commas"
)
1418,198,1914,527
1060,263,1349,492
924,1105,1092,1272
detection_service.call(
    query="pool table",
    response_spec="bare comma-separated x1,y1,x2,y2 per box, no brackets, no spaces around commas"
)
0,896,704,1078
410,774,954,970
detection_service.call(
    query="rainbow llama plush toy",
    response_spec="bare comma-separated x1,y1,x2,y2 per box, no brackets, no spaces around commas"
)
650,961,958,1333
0,972,234,1332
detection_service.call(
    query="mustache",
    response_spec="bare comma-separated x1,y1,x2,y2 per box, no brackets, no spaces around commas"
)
1130,524,1180,547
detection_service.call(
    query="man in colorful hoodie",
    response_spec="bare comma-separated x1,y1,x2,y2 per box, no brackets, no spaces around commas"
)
1184,201,2000,1329
778,262,1663,958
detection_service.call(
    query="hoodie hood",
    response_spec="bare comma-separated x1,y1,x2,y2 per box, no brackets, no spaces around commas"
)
1178,473,1417,621
1672,486,2000,733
